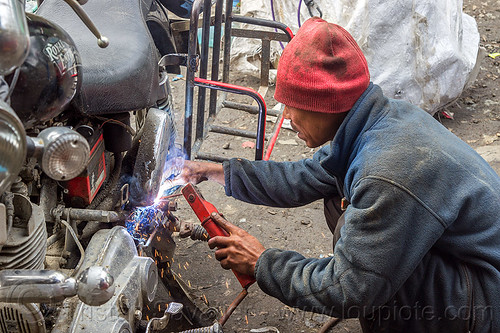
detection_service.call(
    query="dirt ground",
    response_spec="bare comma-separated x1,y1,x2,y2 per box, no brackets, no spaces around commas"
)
167,1,499,332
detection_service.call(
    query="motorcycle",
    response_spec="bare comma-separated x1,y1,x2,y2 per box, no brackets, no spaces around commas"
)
0,0,221,332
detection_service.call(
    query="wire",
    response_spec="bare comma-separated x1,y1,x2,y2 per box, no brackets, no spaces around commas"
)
95,116,136,135
318,317,341,333
4,68,20,101
298,0,303,27
60,209,86,277
269,0,285,50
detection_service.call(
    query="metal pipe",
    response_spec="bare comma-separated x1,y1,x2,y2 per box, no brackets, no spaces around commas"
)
208,0,224,118
210,125,270,140
0,270,77,303
222,100,281,116
231,15,294,40
184,0,204,159
26,136,44,159
260,39,271,87
230,28,291,42
46,230,64,247
0,267,114,306
222,0,233,83
61,208,124,222
62,0,109,47
195,152,230,163
194,78,267,160
195,0,213,142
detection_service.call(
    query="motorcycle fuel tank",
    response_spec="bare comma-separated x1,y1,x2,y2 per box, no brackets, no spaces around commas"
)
6,13,81,129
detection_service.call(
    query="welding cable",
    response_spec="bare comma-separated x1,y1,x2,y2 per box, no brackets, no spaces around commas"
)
318,317,341,333
95,115,136,136
270,0,304,31
219,288,249,326
298,0,303,27
263,113,284,160
269,0,285,50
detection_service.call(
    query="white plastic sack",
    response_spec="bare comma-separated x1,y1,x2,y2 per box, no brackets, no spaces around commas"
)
230,0,481,114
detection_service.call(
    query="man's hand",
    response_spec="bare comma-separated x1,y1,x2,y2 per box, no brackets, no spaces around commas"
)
207,212,265,277
174,160,225,186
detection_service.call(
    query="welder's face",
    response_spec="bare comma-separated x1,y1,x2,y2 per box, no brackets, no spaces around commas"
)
283,105,346,148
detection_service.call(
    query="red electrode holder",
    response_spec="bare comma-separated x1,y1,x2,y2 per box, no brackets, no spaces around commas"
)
181,183,256,289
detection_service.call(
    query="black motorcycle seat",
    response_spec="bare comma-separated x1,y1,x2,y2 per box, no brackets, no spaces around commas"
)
37,0,159,115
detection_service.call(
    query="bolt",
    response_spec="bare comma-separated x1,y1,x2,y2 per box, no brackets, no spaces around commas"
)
168,200,178,211
188,194,195,202
118,294,130,315
134,309,142,320
204,307,218,321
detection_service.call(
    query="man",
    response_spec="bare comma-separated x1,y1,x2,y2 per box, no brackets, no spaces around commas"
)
177,17,500,332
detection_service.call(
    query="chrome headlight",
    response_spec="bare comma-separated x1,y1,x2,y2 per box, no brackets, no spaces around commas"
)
0,0,30,75
37,127,90,181
0,99,26,195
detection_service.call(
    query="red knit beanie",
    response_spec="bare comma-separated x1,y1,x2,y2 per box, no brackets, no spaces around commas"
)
274,17,370,113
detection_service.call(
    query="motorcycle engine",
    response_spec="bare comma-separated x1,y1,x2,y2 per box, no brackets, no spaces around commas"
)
0,190,48,332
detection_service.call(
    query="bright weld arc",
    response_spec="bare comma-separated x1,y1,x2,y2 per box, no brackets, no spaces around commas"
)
126,146,187,242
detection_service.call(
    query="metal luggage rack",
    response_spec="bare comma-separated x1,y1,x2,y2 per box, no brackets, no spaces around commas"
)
171,0,293,162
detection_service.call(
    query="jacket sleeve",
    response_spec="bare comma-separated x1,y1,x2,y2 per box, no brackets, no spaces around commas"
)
223,146,338,207
254,176,447,317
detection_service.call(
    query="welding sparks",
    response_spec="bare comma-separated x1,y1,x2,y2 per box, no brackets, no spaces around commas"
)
125,205,165,243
